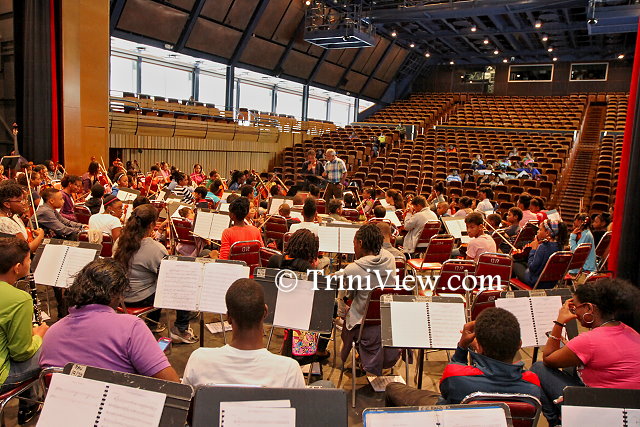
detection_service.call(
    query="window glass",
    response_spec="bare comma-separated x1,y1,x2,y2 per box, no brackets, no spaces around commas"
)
239,82,272,112
276,90,302,119
141,62,192,99
110,56,136,94
198,73,226,107
508,65,553,82
308,97,328,120
570,63,608,81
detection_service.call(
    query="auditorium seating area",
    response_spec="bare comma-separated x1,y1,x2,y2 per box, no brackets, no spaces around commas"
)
603,92,629,132
590,134,623,213
443,94,587,129
364,93,456,130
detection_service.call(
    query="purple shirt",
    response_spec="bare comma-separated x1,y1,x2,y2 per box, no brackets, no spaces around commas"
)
39,304,170,377
60,190,77,222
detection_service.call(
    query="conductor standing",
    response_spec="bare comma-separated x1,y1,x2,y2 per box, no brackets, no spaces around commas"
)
322,148,347,200
300,149,324,191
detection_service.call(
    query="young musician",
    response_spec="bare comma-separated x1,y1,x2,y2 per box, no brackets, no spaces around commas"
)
182,278,306,388
517,194,538,227
39,258,179,382
110,173,129,197
385,189,405,210
322,149,347,199
43,160,63,182
0,238,49,423
207,179,224,201
530,198,547,222
486,213,502,231
190,164,206,186
210,197,263,260
85,184,105,215
465,212,497,261
475,187,495,215
512,219,568,288
453,196,474,218
360,187,375,217
172,172,194,203
88,195,123,242
0,182,45,252
81,161,101,192
427,182,446,210
114,204,197,343
327,199,350,223
591,212,611,247
36,188,86,240
289,197,320,236
500,207,522,253
228,170,245,191
60,175,83,221
277,203,300,228
401,195,437,255
569,213,597,273
386,308,541,406
376,221,404,260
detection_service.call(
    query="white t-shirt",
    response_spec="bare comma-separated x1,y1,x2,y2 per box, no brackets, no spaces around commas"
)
88,213,122,235
476,198,494,214
182,345,305,388
0,215,28,239
289,221,319,236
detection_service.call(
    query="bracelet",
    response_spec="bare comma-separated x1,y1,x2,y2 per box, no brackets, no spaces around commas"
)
553,321,566,328
548,334,561,341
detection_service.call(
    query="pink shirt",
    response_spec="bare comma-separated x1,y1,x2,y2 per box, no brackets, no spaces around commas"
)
566,323,640,388
519,210,538,227
467,233,497,261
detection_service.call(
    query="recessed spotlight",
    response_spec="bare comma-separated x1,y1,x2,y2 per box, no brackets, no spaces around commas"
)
618,54,625,59
552,57,558,61
547,47,553,52
410,43,415,48
483,38,489,44
391,30,397,37
471,25,477,32
493,50,499,55
449,60,455,65
534,20,542,28
305,0,311,5
542,34,548,42
425,52,431,57
502,58,508,63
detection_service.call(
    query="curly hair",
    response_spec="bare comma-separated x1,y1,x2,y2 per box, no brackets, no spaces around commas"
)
113,204,158,269
65,258,130,308
355,223,383,255
475,307,521,363
285,229,319,262
0,181,24,209
229,196,250,221
574,278,640,320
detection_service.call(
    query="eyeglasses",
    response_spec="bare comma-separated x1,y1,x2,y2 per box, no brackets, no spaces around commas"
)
569,302,587,314
7,199,25,204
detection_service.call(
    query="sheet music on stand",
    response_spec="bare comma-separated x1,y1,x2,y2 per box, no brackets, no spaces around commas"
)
317,223,360,254
154,257,250,313
155,189,176,202
384,210,402,227
362,404,512,427
253,268,335,333
442,217,470,244
563,386,640,427
220,191,233,202
31,239,101,288
193,209,231,241
380,294,466,349
268,196,294,215
167,200,195,218
495,289,575,348
116,187,141,202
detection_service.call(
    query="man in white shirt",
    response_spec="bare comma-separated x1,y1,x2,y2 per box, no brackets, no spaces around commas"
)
475,187,495,215
182,278,306,388
401,196,438,254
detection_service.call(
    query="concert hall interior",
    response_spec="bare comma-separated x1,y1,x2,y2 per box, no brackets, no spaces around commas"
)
2,0,640,426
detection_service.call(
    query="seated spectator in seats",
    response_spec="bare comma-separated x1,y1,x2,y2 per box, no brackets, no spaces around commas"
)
327,199,349,223
517,194,538,227
523,152,535,165
190,164,206,186
446,169,462,183
516,164,541,180
508,148,520,159
530,198,547,222
36,188,85,240
209,197,263,260
289,198,320,236
182,278,306,388
60,175,82,222
110,172,129,197
376,221,403,260
500,207,522,253
453,196,474,218
447,144,456,153
39,258,179,382
486,213,502,231
85,184,105,215
471,154,485,170
377,132,387,152
401,196,437,254
497,157,512,171
591,212,611,247
427,182,446,210
531,279,640,426
386,307,541,406
569,213,597,273
385,189,404,210
207,179,224,201
465,212,497,261
0,182,45,252
475,187,495,215
0,238,49,422
337,224,398,376
436,144,446,152
88,195,123,242
489,173,504,187
512,219,568,288
343,192,356,209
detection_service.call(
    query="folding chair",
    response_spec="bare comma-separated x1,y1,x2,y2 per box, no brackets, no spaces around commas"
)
413,221,443,254
407,234,455,273
73,205,91,224
172,218,196,245
78,231,113,257
259,247,281,267
475,252,513,291
510,251,573,291
342,208,360,222
0,377,40,426
594,231,612,271
564,243,592,285
469,289,501,320
263,215,289,250
432,259,476,296
229,240,262,276
461,392,542,427
512,222,538,250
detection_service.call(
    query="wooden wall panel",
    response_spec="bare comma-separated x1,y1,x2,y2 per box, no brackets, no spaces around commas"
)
62,0,109,175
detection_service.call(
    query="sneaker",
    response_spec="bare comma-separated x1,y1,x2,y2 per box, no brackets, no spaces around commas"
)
151,322,167,333
170,326,198,344
18,403,41,425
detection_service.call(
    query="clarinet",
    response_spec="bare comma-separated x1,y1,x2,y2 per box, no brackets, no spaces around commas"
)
27,274,43,326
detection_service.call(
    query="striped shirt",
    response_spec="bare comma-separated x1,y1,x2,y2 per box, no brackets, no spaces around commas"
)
324,158,347,183
174,186,194,203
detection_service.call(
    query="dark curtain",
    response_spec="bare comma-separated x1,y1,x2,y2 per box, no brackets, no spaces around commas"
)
15,0,53,163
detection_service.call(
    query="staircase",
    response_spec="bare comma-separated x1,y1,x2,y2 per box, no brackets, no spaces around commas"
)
556,104,606,219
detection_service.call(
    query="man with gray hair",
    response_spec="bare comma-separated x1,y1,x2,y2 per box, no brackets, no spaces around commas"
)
322,148,347,199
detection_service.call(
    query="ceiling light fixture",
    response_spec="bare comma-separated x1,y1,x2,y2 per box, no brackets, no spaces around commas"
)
542,34,548,42
425,52,431,57
449,60,455,65
410,43,415,48
534,20,542,29
553,57,558,61
618,54,625,59
391,30,397,37
502,58,508,63
483,38,489,44
493,49,499,55
305,0,311,5
471,25,477,32
548,47,553,52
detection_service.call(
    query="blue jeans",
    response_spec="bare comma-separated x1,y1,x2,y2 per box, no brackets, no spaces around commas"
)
530,361,584,426
0,348,41,394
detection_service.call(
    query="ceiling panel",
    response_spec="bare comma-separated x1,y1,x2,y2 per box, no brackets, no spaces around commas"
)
200,0,233,22
362,78,387,99
239,37,285,70
186,17,242,59
254,0,291,40
375,45,406,82
224,0,260,30
272,1,304,43
313,61,344,88
361,38,390,76
117,0,188,44
282,50,317,79
344,70,367,93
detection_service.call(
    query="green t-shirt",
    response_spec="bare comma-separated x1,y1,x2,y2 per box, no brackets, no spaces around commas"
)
0,281,41,385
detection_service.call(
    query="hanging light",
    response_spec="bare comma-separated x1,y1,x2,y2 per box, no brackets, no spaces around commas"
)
493,49,499,55
483,38,489,45
410,43,415,48
542,34,548,42
449,60,455,65
547,47,553,52
502,58,508,63
552,57,558,61
425,52,431,57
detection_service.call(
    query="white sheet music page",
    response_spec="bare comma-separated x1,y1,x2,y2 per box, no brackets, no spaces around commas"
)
317,226,340,253
154,259,201,311
428,302,467,349
194,210,215,239
364,410,440,427
384,210,402,227
268,197,289,215
33,244,68,287
97,381,166,427
210,213,231,241
531,296,563,345
37,373,105,427
440,406,508,427
389,302,430,348
56,246,98,288
199,262,250,314
273,279,315,330
338,227,359,254
562,406,640,427
495,298,538,347
221,407,295,427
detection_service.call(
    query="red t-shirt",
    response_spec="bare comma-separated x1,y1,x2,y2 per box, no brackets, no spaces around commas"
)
219,225,264,260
